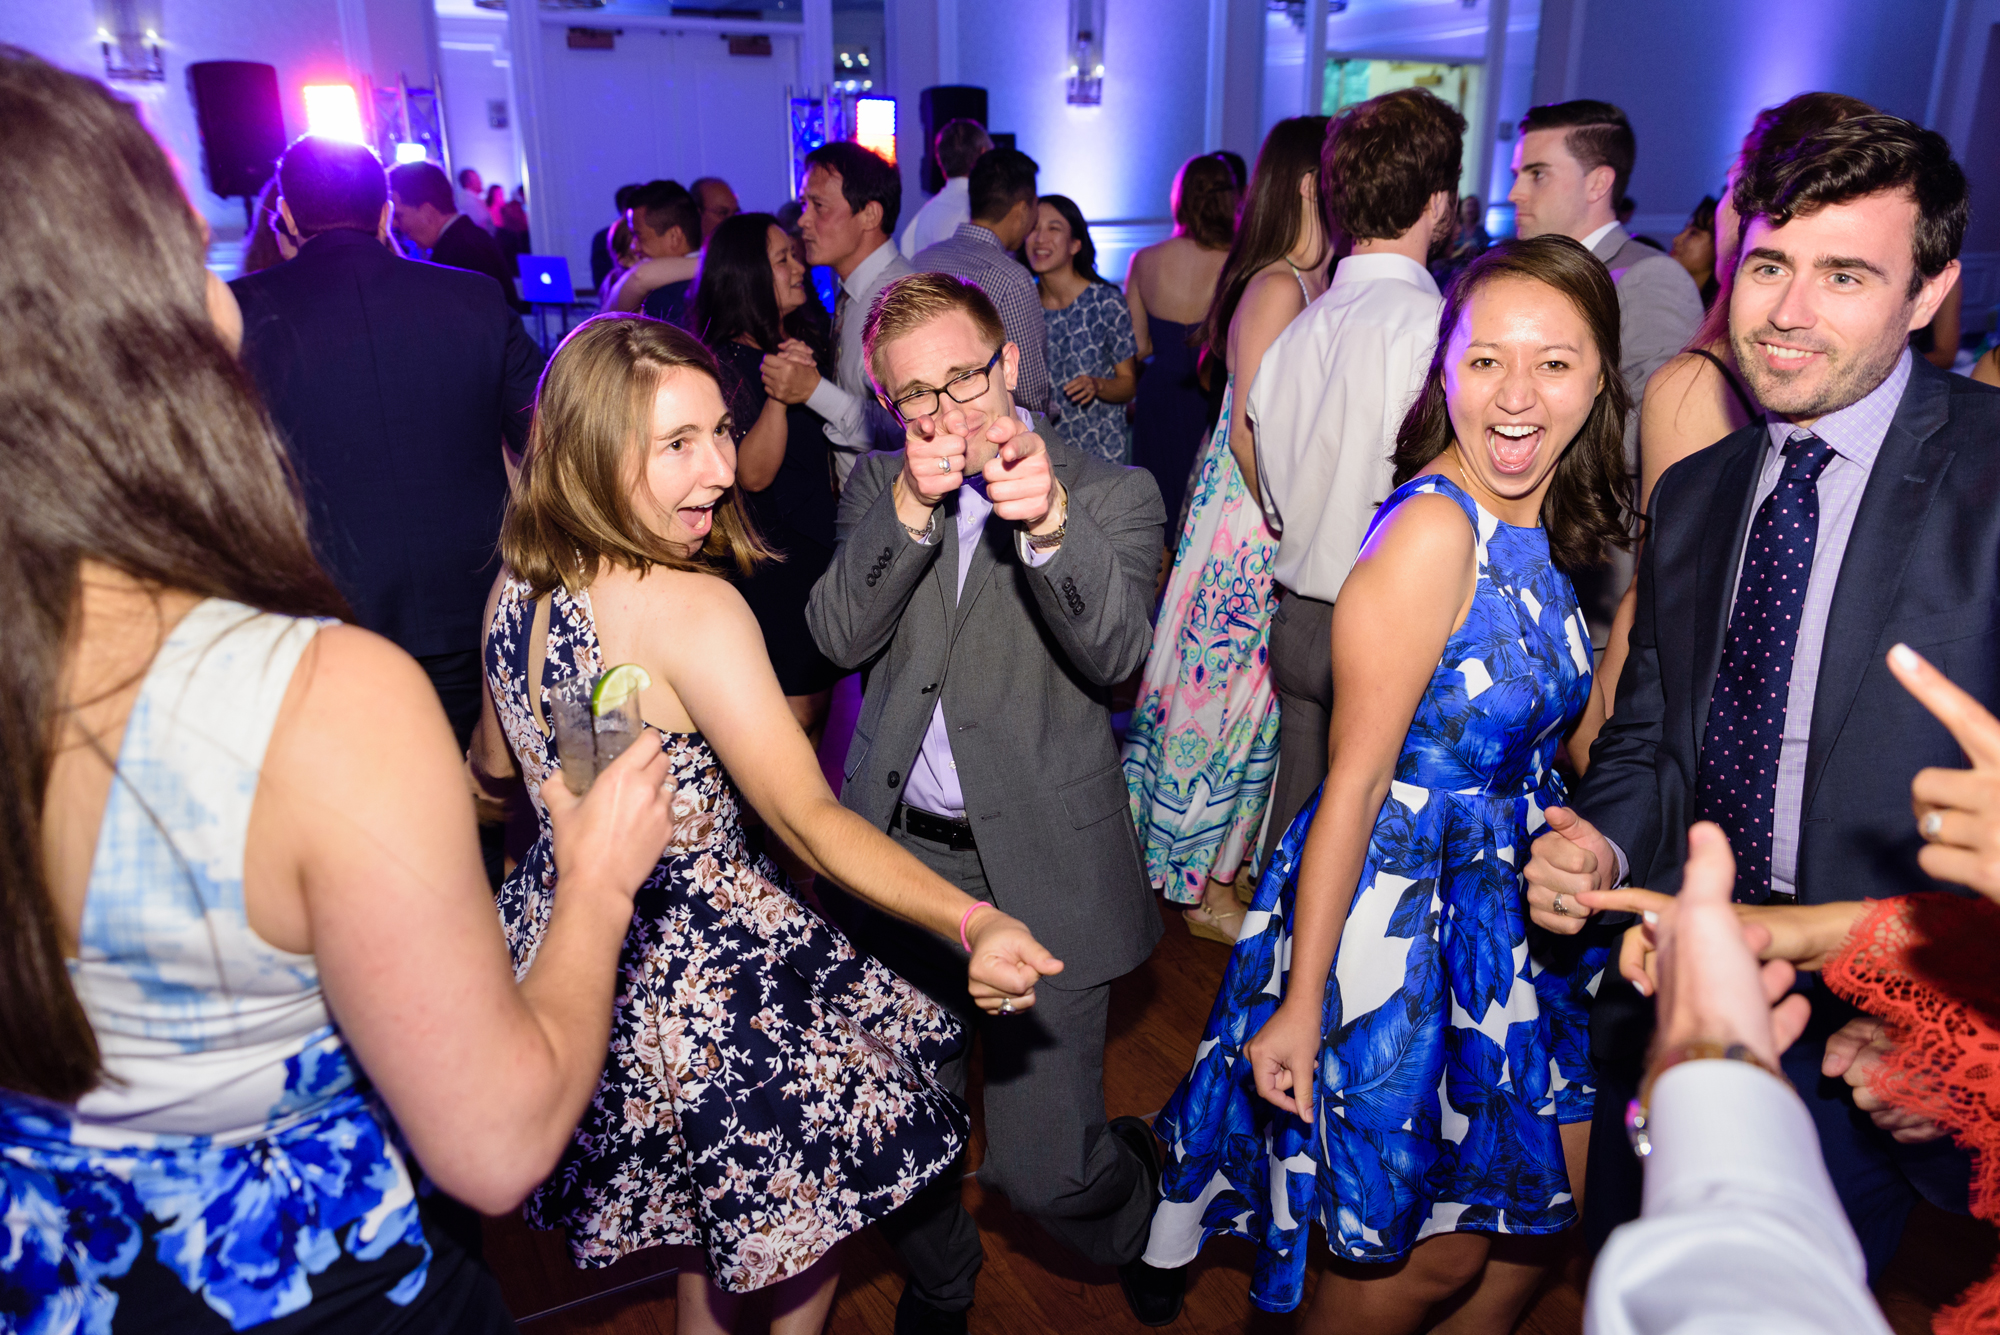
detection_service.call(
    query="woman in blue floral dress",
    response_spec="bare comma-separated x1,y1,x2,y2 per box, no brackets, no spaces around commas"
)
1141,239,1637,1333
1027,195,1138,465
1,52,682,1334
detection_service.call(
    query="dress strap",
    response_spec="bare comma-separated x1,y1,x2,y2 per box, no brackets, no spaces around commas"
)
1286,260,1311,304
1689,346,1760,421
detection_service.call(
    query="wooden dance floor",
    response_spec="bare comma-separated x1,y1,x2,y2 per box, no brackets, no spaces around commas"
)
485,897,1993,1334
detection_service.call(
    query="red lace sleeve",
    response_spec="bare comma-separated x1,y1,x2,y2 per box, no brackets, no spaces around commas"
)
1825,893,2000,1335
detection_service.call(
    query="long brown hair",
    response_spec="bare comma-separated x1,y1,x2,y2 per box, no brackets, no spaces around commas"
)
0,49,351,1102
1391,237,1636,576
1199,115,1329,368
500,314,774,596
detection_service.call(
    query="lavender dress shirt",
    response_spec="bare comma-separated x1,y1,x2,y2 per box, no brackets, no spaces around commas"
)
1732,350,1913,897
1607,351,1914,893
900,409,1057,818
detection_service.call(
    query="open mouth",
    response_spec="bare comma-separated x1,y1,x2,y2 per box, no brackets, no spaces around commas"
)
678,500,716,536
1486,423,1543,475
1757,341,1823,373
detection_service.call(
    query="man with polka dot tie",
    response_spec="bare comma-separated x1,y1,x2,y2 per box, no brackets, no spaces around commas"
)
1521,115,1998,1274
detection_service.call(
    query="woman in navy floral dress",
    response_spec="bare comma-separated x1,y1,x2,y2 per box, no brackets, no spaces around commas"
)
471,314,1062,1333
1142,239,1636,1333
1027,195,1139,465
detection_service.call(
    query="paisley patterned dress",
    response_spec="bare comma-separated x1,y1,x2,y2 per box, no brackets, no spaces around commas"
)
1122,378,1283,904
485,578,969,1292
1144,476,1609,1311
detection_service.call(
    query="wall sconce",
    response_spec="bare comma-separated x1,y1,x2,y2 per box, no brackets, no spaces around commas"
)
1066,0,1104,106
95,0,164,83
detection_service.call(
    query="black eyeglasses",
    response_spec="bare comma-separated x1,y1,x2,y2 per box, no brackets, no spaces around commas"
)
883,347,1004,424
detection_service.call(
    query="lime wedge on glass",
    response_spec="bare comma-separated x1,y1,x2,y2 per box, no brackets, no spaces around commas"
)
592,663,652,717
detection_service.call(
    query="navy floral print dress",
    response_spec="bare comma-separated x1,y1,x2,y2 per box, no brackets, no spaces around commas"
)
1144,475,1608,1311
1043,281,1137,465
485,578,970,1293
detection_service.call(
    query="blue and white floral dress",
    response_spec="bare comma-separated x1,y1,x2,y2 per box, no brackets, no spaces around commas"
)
1144,475,1609,1311
1,601,497,1333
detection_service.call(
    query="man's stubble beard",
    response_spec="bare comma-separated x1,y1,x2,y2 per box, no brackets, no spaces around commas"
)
1732,300,1916,421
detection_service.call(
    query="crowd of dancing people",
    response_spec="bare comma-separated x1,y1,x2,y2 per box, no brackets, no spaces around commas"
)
11,35,2000,1335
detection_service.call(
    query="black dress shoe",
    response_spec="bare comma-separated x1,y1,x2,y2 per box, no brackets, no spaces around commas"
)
894,1285,969,1335
1107,1115,1186,1327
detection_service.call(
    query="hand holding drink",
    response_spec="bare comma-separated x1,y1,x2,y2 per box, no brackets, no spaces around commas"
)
551,664,649,795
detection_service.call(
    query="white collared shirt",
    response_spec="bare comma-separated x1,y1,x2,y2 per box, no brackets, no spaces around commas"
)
1587,1060,1891,1335
1249,251,1442,603
806,238,914,482
899,176,973,260
1581,219,1621,254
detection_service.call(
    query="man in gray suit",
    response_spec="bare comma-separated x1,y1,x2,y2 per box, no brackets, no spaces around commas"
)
1509,98,1703,633
806,273,1171,1332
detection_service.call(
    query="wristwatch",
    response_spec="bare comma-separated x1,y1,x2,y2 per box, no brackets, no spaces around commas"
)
1625,1039,1782,1157
1023,484,1068,551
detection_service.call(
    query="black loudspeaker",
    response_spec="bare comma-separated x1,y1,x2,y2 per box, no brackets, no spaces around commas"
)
186,61,286,199
918,84,988,195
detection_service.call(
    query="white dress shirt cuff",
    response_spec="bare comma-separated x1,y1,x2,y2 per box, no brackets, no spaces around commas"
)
806,378,868,447
1584,1060,1887,1335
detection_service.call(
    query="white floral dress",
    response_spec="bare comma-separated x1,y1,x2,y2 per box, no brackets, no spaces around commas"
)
485,578,968,1292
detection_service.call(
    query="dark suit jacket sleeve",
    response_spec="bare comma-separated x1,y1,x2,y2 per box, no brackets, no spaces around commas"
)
805,453,945,669
1024,465,1165,686
1577,481,1672,883
499,314,544,458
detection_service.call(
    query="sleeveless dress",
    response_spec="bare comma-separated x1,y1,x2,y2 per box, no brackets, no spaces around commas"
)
1144,476,1609,1311
1129,313,1211,530
484,578,968,1292
1123,376,1282,903
1,600,502,1333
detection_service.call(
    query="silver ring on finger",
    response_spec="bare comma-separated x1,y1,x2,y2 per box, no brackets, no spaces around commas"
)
1921,810,1945,841
998,998,1015,1015
1552,892,1568,917
936,454,951,473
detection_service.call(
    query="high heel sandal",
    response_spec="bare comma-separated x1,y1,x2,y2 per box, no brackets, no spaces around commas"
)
1183,903,1245,945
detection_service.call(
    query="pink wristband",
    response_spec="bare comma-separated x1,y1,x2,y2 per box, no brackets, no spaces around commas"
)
959,901,992,952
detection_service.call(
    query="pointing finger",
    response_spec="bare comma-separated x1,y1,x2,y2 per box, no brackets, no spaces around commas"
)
1890,643,2000,769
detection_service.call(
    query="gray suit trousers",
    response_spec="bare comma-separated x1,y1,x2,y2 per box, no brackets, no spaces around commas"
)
829,825,1153,1311
1263,589,1336,869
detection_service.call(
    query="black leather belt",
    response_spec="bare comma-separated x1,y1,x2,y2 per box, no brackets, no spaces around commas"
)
894,802,978,851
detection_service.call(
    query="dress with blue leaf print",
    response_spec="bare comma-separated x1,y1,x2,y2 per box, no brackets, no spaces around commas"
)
0,601,464,1334
1144,474,1609,1312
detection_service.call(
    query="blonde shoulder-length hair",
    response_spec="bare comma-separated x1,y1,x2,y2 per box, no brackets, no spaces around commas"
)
500,313,774,595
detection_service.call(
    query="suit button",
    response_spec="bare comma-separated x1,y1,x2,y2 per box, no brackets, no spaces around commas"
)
888,770,901,787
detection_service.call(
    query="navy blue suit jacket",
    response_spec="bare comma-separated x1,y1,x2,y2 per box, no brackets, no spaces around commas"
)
1577,356,2000,902
232,229,544,657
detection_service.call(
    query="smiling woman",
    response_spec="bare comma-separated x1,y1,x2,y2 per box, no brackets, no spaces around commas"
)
1145,236,1636,1332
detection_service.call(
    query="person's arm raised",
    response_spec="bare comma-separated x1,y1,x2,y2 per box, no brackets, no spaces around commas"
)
1245,490,1474,1121
259,625,674,1214
660,578,1063,1013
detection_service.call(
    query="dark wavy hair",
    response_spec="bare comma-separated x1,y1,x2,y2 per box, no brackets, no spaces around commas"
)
1323,87,1465,242
1734,113,1967,298
1391,237,1636,576
1035,194,1104,284
1200,115,1329,368
0,50,352,1102
690,212,832,374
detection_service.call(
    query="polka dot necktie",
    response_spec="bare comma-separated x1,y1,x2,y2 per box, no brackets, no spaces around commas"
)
1694,431,1836,903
